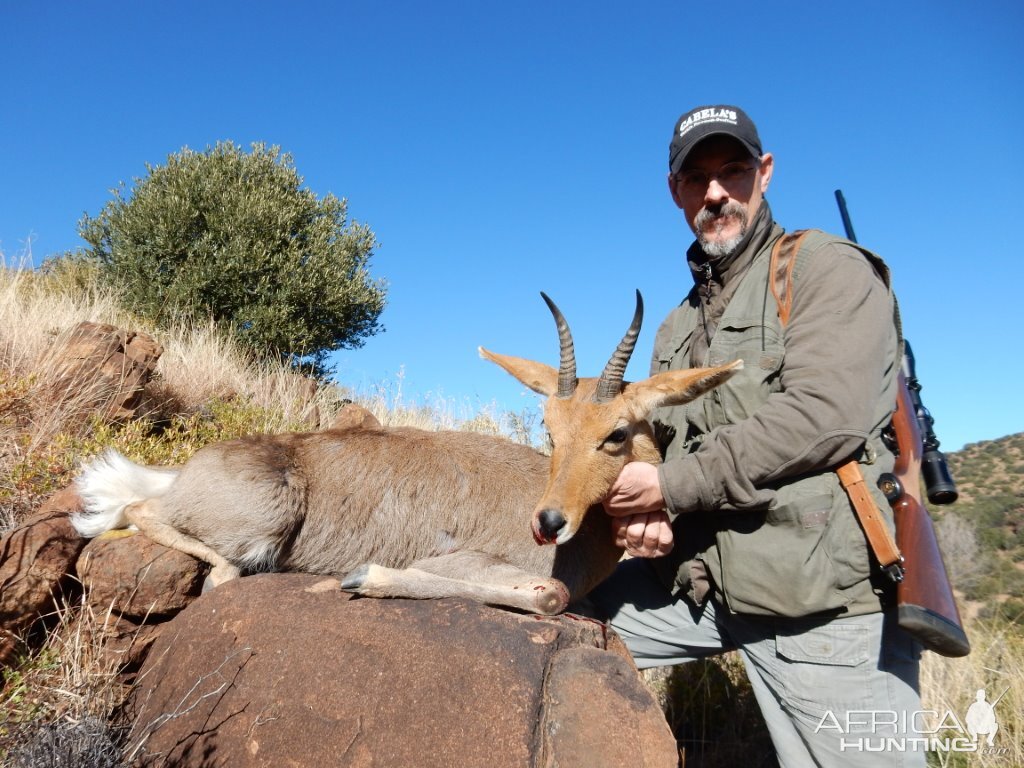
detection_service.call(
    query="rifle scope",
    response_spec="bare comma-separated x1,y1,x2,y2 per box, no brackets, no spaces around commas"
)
902,341,958,505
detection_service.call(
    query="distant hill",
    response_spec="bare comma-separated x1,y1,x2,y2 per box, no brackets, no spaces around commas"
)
940,432,1024,619
947,432,1024,505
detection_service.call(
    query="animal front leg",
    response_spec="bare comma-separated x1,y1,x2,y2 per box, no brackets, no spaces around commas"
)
340,552,570,615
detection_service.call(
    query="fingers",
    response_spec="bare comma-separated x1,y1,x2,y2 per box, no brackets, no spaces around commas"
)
612,511,674,558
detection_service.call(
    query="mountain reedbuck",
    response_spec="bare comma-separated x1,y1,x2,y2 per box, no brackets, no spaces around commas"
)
72,293,740,615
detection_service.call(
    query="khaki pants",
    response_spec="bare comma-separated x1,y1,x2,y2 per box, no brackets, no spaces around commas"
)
588,558,925,768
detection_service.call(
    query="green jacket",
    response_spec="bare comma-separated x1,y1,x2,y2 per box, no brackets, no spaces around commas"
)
649,203,900,618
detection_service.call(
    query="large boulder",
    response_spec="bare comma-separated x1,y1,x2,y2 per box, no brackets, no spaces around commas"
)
123,573,678,768
77,532,209,673
0,487,87,665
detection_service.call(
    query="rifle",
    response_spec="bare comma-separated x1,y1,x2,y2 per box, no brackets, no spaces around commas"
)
835,190,970,657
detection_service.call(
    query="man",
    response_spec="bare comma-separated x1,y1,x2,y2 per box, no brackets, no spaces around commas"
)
590,105,923,767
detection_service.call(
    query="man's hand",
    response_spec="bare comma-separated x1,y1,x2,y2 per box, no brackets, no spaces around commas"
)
610,511,674,558
604,462,673,558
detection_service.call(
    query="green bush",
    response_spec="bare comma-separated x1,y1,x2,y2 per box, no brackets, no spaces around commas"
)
74,141,386,375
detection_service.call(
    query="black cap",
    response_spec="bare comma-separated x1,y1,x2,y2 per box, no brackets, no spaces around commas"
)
669,105,762,174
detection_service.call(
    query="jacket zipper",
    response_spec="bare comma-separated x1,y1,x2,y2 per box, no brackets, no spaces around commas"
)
699,262,714,356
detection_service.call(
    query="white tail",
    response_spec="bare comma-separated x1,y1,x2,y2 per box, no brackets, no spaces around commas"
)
72,449,180,538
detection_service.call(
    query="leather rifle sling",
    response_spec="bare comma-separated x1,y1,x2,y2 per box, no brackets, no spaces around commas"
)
770,231,905,580
835,460,904,579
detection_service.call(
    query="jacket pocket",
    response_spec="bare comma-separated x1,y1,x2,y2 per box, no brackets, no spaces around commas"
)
705,317,783,422
653,326,695,373
705,473,873,617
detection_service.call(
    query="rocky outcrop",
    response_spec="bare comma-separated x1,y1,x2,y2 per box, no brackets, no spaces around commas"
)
0,487,88,665
77,531,209,673
2,505,679,766
123,574,679,768
329,401,381,431
39,320,162,421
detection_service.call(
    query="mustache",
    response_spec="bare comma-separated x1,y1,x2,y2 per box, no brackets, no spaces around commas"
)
695,201,746,230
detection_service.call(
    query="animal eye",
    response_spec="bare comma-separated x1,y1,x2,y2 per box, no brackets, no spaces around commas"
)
604,427,629,446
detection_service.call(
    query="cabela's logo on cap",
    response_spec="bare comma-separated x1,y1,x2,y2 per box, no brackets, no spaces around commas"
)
678,107,739,138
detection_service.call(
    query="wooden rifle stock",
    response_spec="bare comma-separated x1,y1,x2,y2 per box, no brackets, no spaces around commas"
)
890,372,971,657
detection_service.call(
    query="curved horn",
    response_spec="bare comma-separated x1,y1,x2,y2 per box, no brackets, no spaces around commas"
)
540,292,577,399
594,290,643,403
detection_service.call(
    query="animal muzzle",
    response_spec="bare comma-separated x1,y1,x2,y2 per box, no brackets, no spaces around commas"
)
533,508,571,545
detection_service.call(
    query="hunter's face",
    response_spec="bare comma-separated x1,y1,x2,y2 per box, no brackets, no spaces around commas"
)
668,135,773,256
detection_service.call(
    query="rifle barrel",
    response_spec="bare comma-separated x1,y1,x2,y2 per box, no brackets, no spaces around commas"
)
834,189,859,244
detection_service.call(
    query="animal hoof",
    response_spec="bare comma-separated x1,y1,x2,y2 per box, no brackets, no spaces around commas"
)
204,564,241,591
340,564,370,591
532,580,571,615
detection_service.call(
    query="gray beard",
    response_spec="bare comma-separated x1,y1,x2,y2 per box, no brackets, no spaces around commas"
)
695,202,748,258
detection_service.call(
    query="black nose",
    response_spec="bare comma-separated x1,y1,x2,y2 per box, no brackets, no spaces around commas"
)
537,508,566,541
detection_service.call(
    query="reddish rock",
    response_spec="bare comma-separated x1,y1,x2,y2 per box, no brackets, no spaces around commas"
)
88,612,164,675
124,573,677,768
541,646,681,767
78,533,207,620
40,320,162,421
0,487,87,665
329,402,381,431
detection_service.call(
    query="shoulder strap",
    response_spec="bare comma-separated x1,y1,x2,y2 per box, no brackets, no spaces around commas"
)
769,229,813,327
769,230,906,581
770,229,904,351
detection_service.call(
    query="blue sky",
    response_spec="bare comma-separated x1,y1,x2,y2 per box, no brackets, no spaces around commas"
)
3,1,1022,452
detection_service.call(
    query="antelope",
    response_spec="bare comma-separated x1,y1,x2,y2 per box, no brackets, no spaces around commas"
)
72,292,740,615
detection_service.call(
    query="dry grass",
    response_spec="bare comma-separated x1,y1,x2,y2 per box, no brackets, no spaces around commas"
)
1,596,131,763
643,654,776,768
353,367,543,444
0,255,127,375
920,617,1023,767
0,254,343,532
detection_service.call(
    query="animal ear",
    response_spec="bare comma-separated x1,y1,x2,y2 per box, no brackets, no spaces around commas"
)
479,347,559,396
622,360,743,417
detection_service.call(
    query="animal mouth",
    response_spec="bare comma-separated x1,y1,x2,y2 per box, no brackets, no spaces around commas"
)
533,509,575,546
532,526,552,545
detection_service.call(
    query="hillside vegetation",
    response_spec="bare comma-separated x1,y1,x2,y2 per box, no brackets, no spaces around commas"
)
938,433,1024,622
